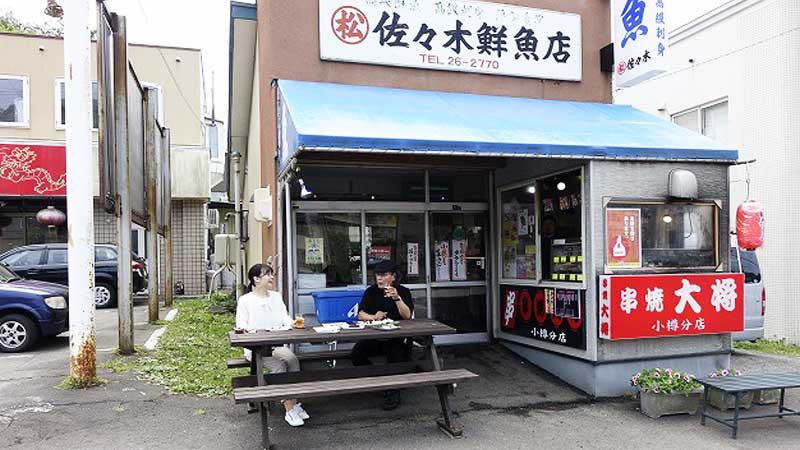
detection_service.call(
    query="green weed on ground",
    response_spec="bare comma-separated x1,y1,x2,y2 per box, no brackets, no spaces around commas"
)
735,339,800,358
100,298,248,397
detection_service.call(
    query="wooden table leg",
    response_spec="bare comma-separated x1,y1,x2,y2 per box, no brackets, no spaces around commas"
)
426,337,462,438
254,346,272,450
731,393,740,439
700,386,708,426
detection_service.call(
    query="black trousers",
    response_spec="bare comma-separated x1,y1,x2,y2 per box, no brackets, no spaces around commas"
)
350,338,408,366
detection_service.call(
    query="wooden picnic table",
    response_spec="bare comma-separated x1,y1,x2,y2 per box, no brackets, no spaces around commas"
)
229,319,477,450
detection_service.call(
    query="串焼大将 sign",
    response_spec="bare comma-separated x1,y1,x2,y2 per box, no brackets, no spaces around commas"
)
319,0,582,81
598,273,745,340
500,285,586,349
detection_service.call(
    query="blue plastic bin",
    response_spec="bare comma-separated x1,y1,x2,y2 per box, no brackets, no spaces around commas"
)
311,289,365,323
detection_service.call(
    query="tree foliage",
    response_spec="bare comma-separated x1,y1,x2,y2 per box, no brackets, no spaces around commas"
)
0,12,63,37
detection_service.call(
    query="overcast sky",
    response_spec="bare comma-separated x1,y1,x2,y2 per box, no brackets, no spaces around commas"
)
0,0,731,141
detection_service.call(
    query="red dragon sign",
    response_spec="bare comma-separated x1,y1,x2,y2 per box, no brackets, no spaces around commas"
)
0,144,67,196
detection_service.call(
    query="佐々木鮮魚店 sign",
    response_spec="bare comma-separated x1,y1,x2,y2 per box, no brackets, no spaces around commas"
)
319,0,582,81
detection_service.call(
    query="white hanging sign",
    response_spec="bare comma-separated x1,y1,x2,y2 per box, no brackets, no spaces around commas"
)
435,241,451,281
613,0,669,88
451,239,467,281
319,0,582,81
407,243,419,276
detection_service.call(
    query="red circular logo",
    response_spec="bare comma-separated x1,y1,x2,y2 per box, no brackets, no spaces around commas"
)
616,61,626,75
331,6,369,45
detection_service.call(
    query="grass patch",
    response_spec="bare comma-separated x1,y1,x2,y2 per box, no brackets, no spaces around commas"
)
57,375,107,390
735,339,800,358
100,298,248,397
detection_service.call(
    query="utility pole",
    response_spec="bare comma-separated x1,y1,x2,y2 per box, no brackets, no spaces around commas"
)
63,0,97,382
145,88,160,323
113,14,134,354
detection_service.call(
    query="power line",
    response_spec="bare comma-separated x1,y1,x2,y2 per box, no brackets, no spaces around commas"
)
133,0,206,129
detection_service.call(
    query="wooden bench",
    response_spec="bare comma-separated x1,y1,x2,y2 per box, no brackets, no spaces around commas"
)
234,368,477,440
698,372,800,438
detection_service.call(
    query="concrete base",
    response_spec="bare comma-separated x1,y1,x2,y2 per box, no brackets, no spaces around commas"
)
501,340,731,397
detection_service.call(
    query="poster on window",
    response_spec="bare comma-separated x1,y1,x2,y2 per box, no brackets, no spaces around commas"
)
500,285,586,349
305,238,324,265
407,243,419,276
606,208,642,269
434,241,451,281
451,239,467,281
517,209,529,236
598,273,745,340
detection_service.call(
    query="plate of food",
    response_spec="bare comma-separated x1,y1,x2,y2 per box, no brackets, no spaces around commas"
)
377,323,400,331
343,323,365,330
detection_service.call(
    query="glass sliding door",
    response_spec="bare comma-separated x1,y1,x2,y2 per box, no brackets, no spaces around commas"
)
430,212,489,338
365,213,426,285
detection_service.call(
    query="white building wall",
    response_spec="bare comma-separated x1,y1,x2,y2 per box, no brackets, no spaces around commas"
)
615,0,800,344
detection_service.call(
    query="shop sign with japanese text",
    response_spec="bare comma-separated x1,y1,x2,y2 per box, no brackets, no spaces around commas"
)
598,273,745,340
319,0,582,81
606,208,642,269
613,0,668,87
0,143,66,196
500,285,586,349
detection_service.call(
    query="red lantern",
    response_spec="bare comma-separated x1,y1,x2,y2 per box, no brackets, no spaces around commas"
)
736,201,764,249
35,206,66,228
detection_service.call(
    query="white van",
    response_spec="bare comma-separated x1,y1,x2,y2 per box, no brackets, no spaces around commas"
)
731,247,765,341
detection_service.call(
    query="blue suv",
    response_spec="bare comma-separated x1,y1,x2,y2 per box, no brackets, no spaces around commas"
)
0,263,68,352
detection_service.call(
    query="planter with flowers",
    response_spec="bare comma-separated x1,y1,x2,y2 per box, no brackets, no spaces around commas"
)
706,369,754,410
631,368,702,419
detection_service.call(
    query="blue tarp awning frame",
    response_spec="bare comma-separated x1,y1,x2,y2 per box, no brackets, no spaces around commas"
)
276,80,739,177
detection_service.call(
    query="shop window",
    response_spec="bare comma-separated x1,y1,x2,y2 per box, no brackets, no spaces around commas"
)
291,167,425,202
366,213,426,284
0,75,29,126
606,202,718,269
57,79,99,129
0,216,26,254
430,213,486,282
429,169,488,202
500,185,537,280
539,170,583,282
295,212,362,288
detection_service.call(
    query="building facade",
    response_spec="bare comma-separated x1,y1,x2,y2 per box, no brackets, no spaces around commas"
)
614,0,800,344
0,32,210,296
228,1,742,396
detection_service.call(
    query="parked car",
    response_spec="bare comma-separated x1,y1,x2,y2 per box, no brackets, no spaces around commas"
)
0,262,68,352
0,244,147,308
731,247,765,341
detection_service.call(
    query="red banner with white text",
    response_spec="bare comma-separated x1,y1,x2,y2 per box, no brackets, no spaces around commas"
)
598,273,745,340
0,143,66,196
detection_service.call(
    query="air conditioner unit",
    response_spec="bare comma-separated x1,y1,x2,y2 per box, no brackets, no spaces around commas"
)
253,187,273,225
206,209,220,230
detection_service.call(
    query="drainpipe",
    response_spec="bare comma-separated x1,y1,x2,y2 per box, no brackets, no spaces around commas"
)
231,150,242,299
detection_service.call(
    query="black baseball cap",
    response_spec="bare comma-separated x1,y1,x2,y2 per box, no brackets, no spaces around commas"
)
374,260,397,274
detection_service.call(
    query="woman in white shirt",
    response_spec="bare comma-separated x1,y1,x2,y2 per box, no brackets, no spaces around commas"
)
236,263,310,427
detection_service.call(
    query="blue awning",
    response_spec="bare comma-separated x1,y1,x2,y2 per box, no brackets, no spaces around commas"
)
277,80,738,173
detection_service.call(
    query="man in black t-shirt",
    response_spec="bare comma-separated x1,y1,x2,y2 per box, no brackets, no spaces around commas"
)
350,260,414,410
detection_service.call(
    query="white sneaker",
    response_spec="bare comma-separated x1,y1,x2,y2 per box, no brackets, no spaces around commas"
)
293,403,310,420
284,408,304,427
